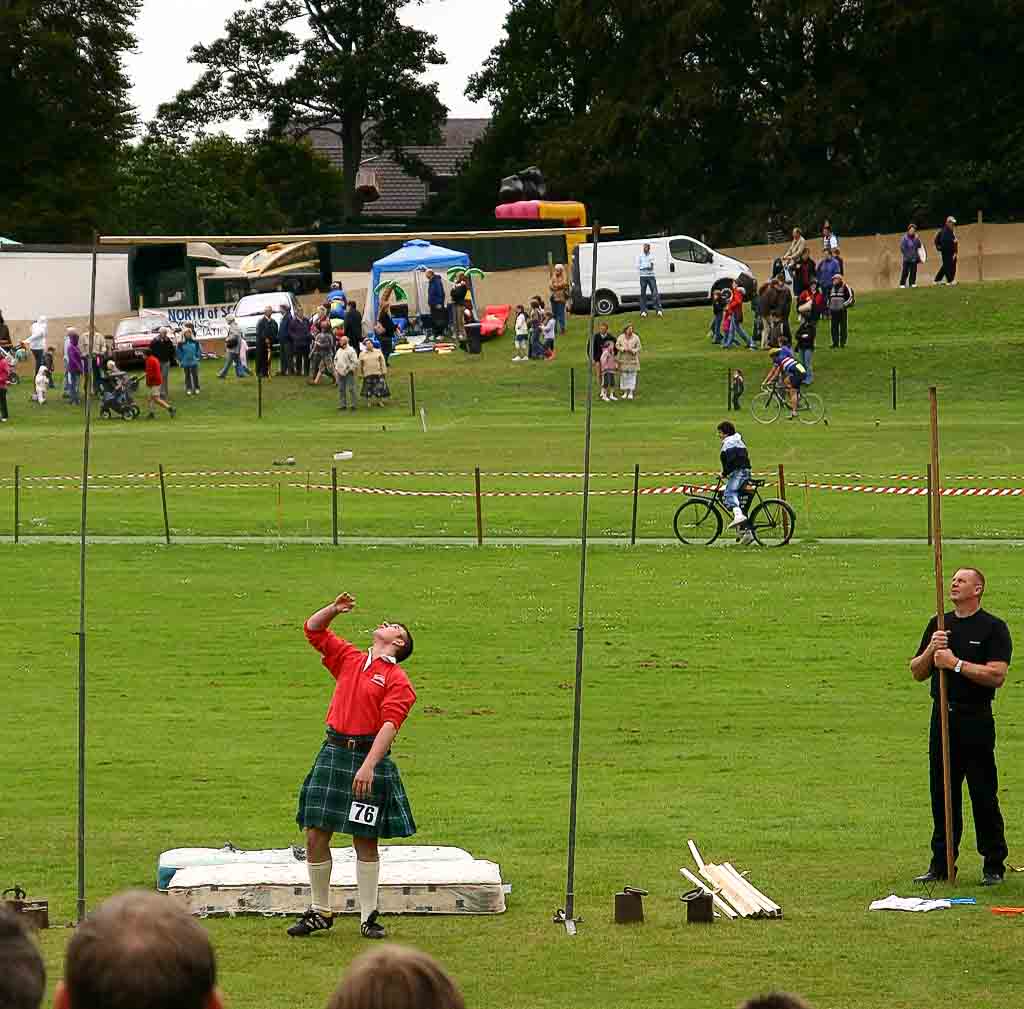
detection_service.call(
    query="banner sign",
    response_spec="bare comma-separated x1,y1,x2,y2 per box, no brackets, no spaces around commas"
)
141,304,233,341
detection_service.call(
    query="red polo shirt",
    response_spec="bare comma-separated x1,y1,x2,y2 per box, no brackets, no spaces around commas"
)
144,354,162,388
305,622,416,735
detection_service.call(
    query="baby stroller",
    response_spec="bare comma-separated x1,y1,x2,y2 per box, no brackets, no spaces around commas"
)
98,371,141,420
0,345,22,384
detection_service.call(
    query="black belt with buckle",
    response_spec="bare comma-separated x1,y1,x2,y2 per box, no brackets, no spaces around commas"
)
325,732,375,752
941,700,992,715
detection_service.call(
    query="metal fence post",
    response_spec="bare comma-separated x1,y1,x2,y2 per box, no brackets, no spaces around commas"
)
158,464,171,545
13,464,20,543
474,466,483,546
630,463,640,544
331,467,339,546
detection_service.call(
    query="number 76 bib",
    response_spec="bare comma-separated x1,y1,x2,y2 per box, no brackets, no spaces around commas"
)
348,800,379,826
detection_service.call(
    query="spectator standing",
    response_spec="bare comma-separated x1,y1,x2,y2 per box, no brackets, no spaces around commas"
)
62,327,73,399
793,247,816,298
53,890,222,1009
359,337,390,405
291,310,311,377
177,325,202,395
376,304,396,362
636,242,663,318
255,306,278,378
288,305,309,373
816,247,841,293
334,332,359,411
721,280,753,349
43,346,56,387
513,304,529,361
326,945,465,1009
33,365,49,404
310,320,334,384
591,319,611,377
900,224,924,288
615,323,642,400
599,339,618,401
0,348,11,422
795,279,825,384
710,286,728,344
0,310,11,353
144,348,175,418
0,903,45,1009
549,264,570,335
782,228,807,271
277,302,295,375
218,315,250,379
821,221,839,254
149,327,176,400
344,300,363,346
934,215,959,285
541,310,556,358
450,272,470,344
425,268,446,338
66,330,83,405
828,274,855,348
27,315,47,375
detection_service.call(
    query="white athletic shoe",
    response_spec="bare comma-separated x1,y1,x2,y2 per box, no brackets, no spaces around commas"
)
639,311,647,318
949,280,958,286
627,391,634,400
657,310,663,318
738,530,755,545
609,393,618,401
728,506,747,528
898,284,906,289
600,392,608,401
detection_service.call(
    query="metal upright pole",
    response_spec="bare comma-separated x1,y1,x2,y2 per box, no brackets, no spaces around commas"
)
13,464,20,543
929,387,956,885
409,373,416,418
76,235,99,923
560,221,601,935
331,467,339,546
892,367,897,411
570,367,575,413
474,467,483,547
630,463,640,545
158,464,171,545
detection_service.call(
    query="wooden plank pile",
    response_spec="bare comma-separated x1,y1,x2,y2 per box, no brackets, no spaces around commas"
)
680,840,782,920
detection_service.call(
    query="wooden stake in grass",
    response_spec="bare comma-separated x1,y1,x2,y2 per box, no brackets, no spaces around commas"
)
929,386,956,885
158,464,171,545
474,466,483,547
13,464,20,543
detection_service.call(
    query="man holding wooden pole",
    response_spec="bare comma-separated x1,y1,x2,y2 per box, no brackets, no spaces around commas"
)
909,567,1012,885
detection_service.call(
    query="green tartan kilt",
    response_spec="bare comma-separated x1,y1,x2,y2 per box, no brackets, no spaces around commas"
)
296,733,416,839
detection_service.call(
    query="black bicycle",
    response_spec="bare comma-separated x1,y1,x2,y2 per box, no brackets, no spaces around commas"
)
672,477,796,546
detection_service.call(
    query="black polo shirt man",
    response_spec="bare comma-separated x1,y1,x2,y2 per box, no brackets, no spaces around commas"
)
910,567,1012,884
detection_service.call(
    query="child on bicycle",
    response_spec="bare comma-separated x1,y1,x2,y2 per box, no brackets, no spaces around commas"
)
717,420,752,530
763,345,806,420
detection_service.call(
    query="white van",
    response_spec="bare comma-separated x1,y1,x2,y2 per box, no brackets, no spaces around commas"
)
571,236,753,315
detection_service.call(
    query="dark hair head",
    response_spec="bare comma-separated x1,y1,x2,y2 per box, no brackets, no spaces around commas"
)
394,624,414,663
327,945,464,1009
65,890,216,1009
740,994,814,1009
717,420,736,436
0,905,45,1009
958,567,986,593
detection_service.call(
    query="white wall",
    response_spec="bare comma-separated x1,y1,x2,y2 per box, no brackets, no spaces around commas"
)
0,253,130,323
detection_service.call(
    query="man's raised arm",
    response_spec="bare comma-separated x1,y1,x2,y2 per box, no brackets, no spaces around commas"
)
307,593,355,632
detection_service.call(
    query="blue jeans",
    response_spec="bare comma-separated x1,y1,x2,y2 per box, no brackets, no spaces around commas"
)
724,468,751,510
68,371,80,404
723,319,752,348
550,299,567,334
799,347,813,383
639,275,661,313
711,314,722,343
218,353,250,378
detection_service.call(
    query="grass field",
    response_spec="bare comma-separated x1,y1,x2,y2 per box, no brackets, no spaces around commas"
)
2,279,1024,1009
1,279,1022,541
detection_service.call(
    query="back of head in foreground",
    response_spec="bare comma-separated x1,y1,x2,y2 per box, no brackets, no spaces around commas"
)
327,944,465,1009
55,890,221,1009
741,993,814,1009
0,903,46,1009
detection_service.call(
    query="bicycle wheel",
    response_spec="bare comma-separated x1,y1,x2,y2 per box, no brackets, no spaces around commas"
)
798,391,825,425
750,390,781,424
747,498,796,546
673,498,723,545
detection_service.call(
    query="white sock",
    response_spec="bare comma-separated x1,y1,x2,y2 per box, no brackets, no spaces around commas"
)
308,858,333,914
356,859,380,923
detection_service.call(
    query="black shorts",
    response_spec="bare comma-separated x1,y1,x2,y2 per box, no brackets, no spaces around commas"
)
784,368,803,387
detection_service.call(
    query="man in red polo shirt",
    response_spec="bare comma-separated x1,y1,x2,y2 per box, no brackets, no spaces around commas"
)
288,592,416,940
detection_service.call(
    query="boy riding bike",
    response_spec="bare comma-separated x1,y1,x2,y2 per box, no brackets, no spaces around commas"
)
762,345,806,420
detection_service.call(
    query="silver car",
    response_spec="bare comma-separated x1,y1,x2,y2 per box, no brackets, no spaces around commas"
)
233,292,301,353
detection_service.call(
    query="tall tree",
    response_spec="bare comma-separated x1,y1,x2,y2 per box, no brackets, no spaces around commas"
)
0,0,139,242
154,0,448,221
110,135,348,235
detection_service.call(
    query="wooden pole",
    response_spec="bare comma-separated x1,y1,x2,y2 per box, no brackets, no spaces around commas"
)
929,387,956,885
257,373,263,419
926,463,933,546
409,372,416,417
570,367,575,413
727,368,732,411
891,367,897,411
13,464,19,543
630,463,640,545
276,480,283,537
158,464,171,545
474,466,483,546
331,467,339,546
977,210,984,283
777,463,789,538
